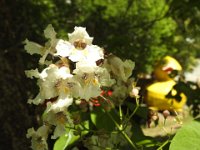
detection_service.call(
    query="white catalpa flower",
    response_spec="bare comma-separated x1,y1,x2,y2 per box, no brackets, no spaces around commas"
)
26,125,50,150
26,65,73,105
54,27,104,63
73,62,102,100
104,55,135,82
44,111,70,139
96,67,116,87
45,98,73,139
25,25,59,64
68,44,104,63
75,61,115,87
72,61,115,99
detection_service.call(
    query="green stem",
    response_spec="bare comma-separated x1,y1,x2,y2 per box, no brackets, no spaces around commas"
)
119,105,123,130
100,96,138,149
173,110,183,125
128,98,139,121
105,109,138,150
157,139,170,150
121,130,138,150
123,98,139,130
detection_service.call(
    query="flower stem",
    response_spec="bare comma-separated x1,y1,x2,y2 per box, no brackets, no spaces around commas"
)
119,105,123,130
157,139,170,150
121,130,138,150
105,109,138,150
123,98,139,130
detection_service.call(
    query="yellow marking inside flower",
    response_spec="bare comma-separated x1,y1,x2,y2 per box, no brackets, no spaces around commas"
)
92,78,99,85
85,78,99,86
64,87,69,94
55,80,72,94
82,73,99,86
83,49,89,56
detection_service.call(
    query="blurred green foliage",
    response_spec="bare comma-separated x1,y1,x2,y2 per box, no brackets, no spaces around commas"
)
1,0,200,73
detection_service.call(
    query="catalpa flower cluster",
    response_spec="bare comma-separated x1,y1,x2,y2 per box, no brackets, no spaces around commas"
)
25,25,136,150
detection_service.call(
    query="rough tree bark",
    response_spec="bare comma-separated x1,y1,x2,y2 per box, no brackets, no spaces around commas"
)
0,0,39,149
0,49,35,150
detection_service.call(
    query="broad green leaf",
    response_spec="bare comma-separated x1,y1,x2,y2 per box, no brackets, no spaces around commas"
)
169,120,200,150
53,121,89,150
90,107,118,132
24,39,43,55
53,130,79,150
131,120,146,142
44,24,57,39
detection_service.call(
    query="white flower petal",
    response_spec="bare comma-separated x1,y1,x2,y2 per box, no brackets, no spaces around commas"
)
28,93,45,105
57,66,73,79
68,27,93,45
78,84,101,101
75,61,97,71
86,45,104,62
46,96,73,113
68,49,86,62
44,24,57,40
51,125,66,139
55,40,73,57
25,69,40,79
24,39,43,55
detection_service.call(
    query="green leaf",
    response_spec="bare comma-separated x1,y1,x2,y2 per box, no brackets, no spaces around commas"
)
169,120,200,150
53,130,79,150
90,107,118,132
53,121,89,150
24,39,43,55
44,24,57,39
130,120,146,142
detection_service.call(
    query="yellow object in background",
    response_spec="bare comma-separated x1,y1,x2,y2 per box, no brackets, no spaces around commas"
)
153,56,182,81
145,56,187,111
146,80,187,111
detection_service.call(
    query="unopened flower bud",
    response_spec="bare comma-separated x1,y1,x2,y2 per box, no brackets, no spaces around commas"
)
130,87,140,98
152,115,159,121
163,110,170,119
75,99,81,105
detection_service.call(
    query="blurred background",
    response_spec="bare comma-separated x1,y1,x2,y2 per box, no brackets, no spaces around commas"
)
1,0,200,149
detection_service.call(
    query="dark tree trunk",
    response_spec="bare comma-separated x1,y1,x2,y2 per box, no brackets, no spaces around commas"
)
0,0,48,149
0,49,35,150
